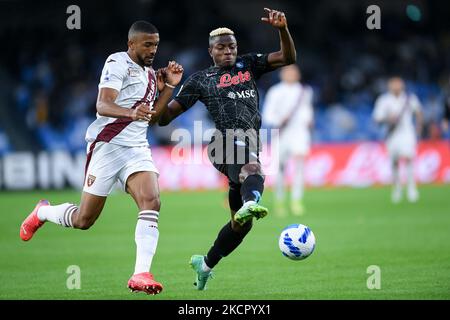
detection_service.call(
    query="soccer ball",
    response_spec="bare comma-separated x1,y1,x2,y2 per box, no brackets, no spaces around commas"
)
279,224,316,260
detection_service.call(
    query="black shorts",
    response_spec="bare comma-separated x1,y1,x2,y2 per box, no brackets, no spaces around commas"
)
207,133,261,211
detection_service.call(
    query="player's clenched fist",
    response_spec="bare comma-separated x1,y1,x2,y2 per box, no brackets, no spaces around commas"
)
130,103,153,122
261,8,288,29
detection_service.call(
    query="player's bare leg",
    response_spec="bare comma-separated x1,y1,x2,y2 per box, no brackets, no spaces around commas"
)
405,158,419,202
391,157,402,203
72,192,107,229
126,171,163,295
275,161,287,217
291,154,305,216
20,192,106,241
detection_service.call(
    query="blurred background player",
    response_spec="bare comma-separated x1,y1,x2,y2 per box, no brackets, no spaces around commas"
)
158,8,296,290
373,76,423,203
19,21,184,295
262,64,313,216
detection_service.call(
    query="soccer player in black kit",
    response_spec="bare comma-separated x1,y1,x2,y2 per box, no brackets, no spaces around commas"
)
158,8,296,290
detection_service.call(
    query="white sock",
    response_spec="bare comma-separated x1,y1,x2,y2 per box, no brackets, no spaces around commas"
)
406,160,417,192
134,210,160,275
37,203,77,227
291,158,304,201
392,162,402,193
201,257,212,272
243,200,256,206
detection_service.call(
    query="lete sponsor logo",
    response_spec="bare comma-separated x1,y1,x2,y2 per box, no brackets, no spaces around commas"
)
217,71,251,88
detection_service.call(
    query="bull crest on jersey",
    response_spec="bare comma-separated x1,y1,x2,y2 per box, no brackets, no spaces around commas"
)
87,174,96,187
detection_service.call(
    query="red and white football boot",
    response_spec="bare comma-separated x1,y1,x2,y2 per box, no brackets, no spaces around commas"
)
20,199,50,241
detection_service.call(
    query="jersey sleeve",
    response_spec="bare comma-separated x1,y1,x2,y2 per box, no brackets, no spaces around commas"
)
306,86,314,105
304,87,314,124
372,96,387,123
173,74,201,111
409,94,422,113
242,53,276,79
262,87,281,127
98,55,127,92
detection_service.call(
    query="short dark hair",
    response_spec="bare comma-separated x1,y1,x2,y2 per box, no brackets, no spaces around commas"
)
128,21,159,40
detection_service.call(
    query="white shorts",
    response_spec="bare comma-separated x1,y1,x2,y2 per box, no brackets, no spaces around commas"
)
278,133,310,164
386,134,416,159
83,142,159,197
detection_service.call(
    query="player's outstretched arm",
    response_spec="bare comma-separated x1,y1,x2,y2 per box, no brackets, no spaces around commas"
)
149,61,184,124
262,8,297,69
157,100,185,126
97,88,152,121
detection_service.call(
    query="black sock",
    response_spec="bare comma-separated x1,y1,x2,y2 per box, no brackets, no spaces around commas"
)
240,174,264,203
204,221,251,268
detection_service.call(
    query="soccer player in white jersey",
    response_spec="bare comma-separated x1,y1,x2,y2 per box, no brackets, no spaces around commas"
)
373,76,423,203
262,64,313,216
19,21,184,295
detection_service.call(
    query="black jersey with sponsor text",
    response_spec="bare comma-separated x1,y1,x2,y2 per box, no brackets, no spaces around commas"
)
174,53,275,137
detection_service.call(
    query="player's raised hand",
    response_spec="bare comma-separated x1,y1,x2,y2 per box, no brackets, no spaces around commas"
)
164,60,184,87
261,8,287,29
130,103,153,122
156,67,167,92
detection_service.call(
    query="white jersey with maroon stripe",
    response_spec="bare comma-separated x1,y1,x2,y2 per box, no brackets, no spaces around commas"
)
262,82,314,156
373,91,422,158
85,51,158,147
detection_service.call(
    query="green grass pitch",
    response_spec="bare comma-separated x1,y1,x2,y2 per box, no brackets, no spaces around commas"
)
0,185,449,300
